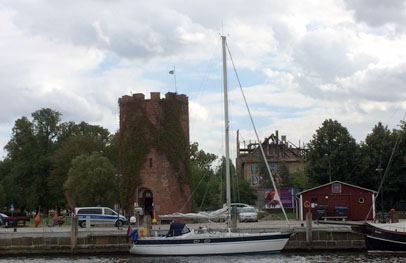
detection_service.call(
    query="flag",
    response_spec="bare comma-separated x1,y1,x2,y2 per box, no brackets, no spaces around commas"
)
53,207,59,223
169,70,175,74
126,225,133,243
34,207,41,227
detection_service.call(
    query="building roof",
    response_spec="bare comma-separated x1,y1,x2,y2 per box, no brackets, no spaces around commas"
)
296,180,377,195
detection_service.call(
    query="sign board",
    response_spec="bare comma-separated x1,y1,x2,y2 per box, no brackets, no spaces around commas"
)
10,203,14,212
264,188,294,209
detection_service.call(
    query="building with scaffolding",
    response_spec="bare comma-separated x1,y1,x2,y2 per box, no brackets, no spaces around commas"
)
236,130,306,188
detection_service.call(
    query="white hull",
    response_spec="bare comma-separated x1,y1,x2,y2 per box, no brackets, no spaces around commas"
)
130,231,290,256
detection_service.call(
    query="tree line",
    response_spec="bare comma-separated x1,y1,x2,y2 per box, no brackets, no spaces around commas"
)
0,109,405,214
0,108,118,213
272,119,406,211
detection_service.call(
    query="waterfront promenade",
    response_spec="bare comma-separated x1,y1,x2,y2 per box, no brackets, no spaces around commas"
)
0,219,364,255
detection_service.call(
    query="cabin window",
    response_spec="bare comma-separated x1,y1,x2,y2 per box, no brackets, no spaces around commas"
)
311,197,318,202
359,198,364,204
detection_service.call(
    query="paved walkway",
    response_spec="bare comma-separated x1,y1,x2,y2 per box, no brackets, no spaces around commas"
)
0,219,354,234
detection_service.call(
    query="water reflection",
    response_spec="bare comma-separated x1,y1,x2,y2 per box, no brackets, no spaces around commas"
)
0,252,404,263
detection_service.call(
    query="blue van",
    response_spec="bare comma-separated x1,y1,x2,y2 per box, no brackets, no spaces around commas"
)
73,207,126,228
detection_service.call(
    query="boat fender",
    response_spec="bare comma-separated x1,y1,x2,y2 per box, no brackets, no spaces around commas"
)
138,228,148,237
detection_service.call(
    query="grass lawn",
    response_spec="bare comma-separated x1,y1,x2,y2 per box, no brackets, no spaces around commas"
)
259,211,297,220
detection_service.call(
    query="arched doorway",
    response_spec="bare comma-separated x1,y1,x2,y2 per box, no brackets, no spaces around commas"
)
138,188,153,217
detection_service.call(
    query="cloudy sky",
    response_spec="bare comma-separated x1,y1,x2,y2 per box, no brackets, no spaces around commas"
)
1,0,406,160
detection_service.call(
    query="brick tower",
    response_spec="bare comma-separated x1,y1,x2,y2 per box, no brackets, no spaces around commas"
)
118,92,192,218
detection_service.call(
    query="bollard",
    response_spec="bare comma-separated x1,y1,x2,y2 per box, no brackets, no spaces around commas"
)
306,212,312,244
390,209,395,223
231,207,238,232
145,215,151,236
86,216,90,231
71,216,78,252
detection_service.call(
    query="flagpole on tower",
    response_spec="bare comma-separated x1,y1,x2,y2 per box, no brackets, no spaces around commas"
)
169,65,177,93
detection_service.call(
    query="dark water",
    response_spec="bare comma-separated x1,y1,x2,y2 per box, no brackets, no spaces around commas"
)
0,252,404,263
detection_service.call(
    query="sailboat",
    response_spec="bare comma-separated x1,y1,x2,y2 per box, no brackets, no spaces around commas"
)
129,36,291,256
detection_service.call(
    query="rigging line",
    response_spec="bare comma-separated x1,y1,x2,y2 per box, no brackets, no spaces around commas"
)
225,41,290,226
364,110,406,221
199,172,213,211
179,172,208,212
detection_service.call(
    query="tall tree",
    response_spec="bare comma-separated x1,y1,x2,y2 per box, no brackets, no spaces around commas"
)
383,121,406,208
189,142,217,211
356,122,393,190
64,152,117,207
215,156,256,206
31,108,62,209
49,122,113,208
4,116,38,210
306,119,360,185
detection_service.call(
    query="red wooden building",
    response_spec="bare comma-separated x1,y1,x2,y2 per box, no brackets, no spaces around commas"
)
296,181,377,221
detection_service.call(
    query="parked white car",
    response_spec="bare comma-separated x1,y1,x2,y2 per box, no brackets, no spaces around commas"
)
223,203,254,211
238,207,258,222
0,213,8,225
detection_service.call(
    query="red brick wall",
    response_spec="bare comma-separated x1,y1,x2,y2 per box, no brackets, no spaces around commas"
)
137,148,191,216
119,92,191,216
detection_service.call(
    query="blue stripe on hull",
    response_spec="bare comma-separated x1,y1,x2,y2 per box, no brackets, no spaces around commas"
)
133,250,283,257
135,233,291,245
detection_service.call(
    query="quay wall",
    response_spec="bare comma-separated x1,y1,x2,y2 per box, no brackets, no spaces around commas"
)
285,229,365,250
0,228,365,255
0,230,129,255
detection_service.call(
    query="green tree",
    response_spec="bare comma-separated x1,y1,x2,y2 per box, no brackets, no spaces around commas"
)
31,108,62,210
64,152,117,207
306,119,360,185
356,122,393,190
215,156,256,206
278,162,291,187
382,121,406,208
290,169,310,189
4,116,38,210
49,135,108,207
189,142,218,211
0,184,5,208
1,109,117,211
49,122,113,208
0,158,12,206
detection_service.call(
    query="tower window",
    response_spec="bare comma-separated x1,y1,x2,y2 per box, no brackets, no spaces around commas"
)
149,158,152,168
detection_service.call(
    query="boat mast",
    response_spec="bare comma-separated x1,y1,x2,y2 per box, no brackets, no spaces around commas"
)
222,35,232,229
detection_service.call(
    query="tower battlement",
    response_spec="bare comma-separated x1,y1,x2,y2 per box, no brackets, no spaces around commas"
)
118,92,188,105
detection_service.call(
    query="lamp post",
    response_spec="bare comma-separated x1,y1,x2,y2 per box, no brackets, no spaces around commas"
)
324,153,332,183
328,158,331,183
376,159,384,222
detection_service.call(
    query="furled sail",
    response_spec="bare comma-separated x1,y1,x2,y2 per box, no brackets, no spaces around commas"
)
159,206,228,220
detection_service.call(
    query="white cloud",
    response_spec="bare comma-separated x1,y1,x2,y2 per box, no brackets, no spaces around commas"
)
0,0,405,160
